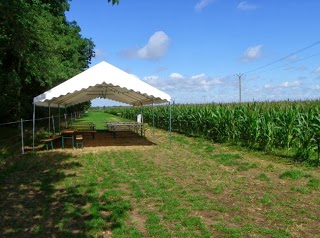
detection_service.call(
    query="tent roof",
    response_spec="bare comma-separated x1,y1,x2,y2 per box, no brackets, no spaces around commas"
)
33,61,171,107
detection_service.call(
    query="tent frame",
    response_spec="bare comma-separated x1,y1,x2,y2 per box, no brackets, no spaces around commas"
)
32,61,172,151
32,101,172,151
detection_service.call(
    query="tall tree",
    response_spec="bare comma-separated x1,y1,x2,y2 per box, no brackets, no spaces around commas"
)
0,0,95,122
108,0,120,5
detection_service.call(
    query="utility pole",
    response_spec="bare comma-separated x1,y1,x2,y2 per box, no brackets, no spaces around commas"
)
235,73,244,103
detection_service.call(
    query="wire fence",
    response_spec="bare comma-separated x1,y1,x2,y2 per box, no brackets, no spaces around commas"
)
0,111,85,161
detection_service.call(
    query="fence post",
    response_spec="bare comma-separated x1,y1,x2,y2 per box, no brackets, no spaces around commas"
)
52,115,55,135
58,105,61,132
48,104,51,134
21,118,24,154
64,113,67,128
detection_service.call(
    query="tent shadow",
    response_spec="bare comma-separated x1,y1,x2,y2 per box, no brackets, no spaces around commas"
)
51,130,156,149
0,151,130,237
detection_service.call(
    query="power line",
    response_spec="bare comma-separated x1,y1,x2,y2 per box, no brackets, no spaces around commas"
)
245,40,320,75
258,51,320,74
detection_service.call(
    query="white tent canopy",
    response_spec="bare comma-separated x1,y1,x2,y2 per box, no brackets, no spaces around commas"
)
32,61,172,151
33,61,171,107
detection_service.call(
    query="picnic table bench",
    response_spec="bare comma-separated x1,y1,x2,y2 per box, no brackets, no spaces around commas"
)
70,123,97,139
106,122,145,138
41,135,62,150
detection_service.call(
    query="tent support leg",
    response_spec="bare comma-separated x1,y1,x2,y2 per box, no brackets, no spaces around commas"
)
52,115,55,135
140,102,144,136
32,103,35,154
48,103,51,134
152,101,155,135
58,105,61,132
64,107,67,128
169,101,172,147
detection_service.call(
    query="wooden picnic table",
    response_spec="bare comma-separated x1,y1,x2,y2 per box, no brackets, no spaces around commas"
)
70,123,97,139
41,135,62,150
106,122,144,138
61,129,75,149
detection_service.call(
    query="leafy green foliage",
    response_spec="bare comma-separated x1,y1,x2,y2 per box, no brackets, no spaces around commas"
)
0,0,95,122
108,0,120,4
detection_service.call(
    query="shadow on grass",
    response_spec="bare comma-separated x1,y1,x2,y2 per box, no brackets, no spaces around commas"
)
45,131,156,150
0,151,128,238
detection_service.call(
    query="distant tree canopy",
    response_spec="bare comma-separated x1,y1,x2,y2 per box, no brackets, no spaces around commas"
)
108,0,120,4
0,0,119,123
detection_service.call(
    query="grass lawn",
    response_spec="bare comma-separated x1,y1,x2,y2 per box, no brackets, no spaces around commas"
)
0,111,319,237
72,110,131,130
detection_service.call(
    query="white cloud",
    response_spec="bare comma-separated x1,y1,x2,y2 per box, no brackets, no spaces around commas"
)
280,80,301,88
170,73,184,79
122,31,170,60
314,66,320,73
156,66,168,73
191,73,206,79
94,48,107,58
195,0,215,12
264,84,273,89
242,45,263,62
237,1,257,10
311,85,320,90
143,73,223,93
143,75,159,81
136,31,170,60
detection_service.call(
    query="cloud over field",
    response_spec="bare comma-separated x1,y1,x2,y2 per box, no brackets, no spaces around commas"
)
121,31,170,60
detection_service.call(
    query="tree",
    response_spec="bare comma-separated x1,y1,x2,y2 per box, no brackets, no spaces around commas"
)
0,0,95,122
108,0,120,5
0,0,120,122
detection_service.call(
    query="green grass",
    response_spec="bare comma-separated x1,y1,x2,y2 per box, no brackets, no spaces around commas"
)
279,169,310,180
72,110,131,130
0,111,320,237
307,178,320,190
255,173,271,182
0,127,22,164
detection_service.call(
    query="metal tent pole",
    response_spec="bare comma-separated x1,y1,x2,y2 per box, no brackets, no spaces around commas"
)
48,103,51,134
52,115,55,135
58,105,61,132
140,102,144,136
152,101,155,135
64,107,67,128
32,103,35,153
21,118,24,154
169,101,172,146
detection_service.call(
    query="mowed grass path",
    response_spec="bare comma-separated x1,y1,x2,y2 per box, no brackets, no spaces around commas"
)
1,112,320,237
73,110,131,130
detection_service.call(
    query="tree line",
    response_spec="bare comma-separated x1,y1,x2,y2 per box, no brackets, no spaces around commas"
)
0,0,119,123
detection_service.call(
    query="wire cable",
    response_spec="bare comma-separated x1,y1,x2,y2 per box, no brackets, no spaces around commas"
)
0,121,20,126
245,40,320,75
257,52,320,74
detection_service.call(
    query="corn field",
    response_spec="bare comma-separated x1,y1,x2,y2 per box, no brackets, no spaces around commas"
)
105,101,320,164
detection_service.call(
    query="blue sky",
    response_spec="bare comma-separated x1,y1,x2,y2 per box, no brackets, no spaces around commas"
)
66,0,320,106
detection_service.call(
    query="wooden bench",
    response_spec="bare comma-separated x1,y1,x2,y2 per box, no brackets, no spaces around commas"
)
75,135,84,148
106,122,145,138
71,123,97,139
41,135,62,150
